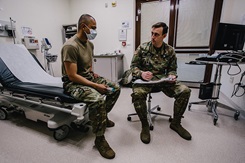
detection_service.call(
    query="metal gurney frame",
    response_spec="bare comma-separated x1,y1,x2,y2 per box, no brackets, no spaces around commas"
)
0,44,89,141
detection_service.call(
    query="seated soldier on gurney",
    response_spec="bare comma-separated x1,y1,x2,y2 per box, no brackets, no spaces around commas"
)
61,14,121,159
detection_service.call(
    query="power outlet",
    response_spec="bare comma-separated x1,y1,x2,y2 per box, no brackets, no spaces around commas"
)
229,76,234,83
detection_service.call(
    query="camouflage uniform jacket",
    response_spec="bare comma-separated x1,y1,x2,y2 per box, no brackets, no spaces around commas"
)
130,41,177,80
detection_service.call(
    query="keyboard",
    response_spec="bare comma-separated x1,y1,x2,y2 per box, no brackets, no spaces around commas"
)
195,52,245,63
195,53,223,62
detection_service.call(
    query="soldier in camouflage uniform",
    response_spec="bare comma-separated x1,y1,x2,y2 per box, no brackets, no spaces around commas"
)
61,14,120,159
130,22,191,144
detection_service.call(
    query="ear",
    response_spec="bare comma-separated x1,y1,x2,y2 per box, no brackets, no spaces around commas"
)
162,33,167,39
79,23,86,30
81,23,86,29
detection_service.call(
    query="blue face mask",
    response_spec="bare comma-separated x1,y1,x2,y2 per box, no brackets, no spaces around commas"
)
84,25,97,40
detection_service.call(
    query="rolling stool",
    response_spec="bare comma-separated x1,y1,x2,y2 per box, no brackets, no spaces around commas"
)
127,92,172,130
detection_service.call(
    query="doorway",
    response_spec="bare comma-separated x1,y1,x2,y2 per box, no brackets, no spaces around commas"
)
135,0,223,85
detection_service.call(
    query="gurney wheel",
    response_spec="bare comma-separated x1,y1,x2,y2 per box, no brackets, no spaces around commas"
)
213,118,217,126
0,107,8,120
234,111,240,120
157,107,161,111
53,125,70,141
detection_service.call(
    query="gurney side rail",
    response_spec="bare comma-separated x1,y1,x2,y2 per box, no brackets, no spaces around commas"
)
0,89,86,118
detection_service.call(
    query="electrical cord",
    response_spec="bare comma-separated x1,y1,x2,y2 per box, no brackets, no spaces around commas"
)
231,71,245,97
216,51,244,76
227,62,241,76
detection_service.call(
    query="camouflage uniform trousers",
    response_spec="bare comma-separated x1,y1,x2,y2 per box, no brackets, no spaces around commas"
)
131,81,191,121
64,76,121,136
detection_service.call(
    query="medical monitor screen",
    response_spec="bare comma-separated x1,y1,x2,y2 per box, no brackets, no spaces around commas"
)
213,23,245,51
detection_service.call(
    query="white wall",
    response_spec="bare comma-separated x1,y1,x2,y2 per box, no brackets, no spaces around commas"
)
0,0,244,109
0,0,135,76
69,0,135,70
219,0,245,109
0,0,71,77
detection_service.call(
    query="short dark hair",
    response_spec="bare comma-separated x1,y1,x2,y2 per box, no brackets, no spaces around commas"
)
77,14,95,30
152,22,168,35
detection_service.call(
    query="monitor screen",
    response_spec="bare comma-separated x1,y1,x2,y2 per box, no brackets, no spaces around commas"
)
213,23,245,51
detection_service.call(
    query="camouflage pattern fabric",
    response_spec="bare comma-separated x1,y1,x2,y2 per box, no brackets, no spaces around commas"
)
131,82,191,120
130,41,191,119
131,41,177,80
64,76,120,136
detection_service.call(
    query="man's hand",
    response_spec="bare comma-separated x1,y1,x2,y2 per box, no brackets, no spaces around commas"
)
141,71,153,81
94,83,108,94
167,74,177,83
93,72,99,78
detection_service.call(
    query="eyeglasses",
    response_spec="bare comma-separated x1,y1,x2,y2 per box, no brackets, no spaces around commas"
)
151,32,161,37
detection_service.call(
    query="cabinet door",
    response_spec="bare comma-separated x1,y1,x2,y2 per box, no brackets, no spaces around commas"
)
93,57,112,81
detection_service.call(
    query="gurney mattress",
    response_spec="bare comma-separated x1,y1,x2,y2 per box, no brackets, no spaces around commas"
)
0,58,78,104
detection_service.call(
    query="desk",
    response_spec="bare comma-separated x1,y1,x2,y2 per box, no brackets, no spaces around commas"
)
188,61,240,125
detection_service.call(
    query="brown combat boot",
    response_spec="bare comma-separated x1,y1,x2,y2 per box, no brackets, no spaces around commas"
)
140,119,150,144
95,136,115,159
170,116,191,140
140,126,151,144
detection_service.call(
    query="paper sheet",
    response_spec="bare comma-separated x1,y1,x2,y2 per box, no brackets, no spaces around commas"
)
0,44,62,87
133,77,173,84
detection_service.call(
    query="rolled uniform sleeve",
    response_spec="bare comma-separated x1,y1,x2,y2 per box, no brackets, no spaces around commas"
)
130,46,143,79
62,45,78,64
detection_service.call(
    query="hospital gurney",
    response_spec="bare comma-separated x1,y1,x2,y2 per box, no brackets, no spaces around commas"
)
0,44,89,141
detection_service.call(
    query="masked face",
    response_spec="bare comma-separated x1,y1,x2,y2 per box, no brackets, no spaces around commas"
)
84,24,97,40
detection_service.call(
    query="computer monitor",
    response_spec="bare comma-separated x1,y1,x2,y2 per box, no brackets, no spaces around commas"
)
213,22,245,51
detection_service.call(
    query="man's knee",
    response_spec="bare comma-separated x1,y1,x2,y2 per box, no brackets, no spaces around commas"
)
89,98,106,110
114,84,121,91
182,86,191,97
113,85,121,96
131,92,147,103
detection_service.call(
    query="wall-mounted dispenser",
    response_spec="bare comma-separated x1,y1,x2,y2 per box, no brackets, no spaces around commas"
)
0,20,16,37
22,36,39,50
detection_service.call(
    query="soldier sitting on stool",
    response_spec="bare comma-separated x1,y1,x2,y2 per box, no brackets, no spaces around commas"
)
130,22,192,144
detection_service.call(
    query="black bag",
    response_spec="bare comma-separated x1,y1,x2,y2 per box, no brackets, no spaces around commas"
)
199,82,221,99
